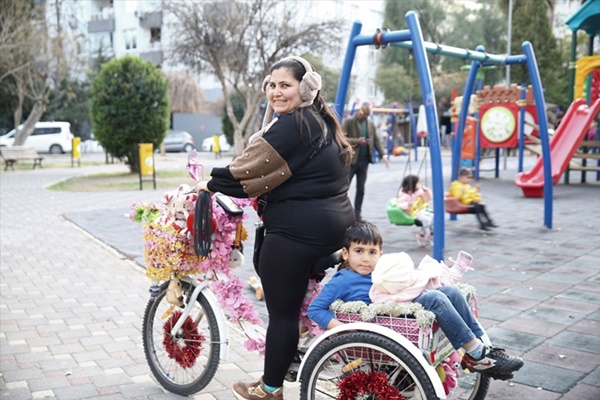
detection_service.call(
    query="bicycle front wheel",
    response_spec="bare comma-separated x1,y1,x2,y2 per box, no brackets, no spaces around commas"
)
300,331,438,400
142,280,221,396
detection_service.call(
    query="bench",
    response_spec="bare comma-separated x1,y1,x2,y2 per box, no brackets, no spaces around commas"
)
0,146,44,171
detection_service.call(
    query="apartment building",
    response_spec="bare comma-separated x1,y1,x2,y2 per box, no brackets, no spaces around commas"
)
44,0,385,108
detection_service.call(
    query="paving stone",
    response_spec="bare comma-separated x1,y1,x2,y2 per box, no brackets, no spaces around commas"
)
557,289,600,304
549,331,600,355
486,327,545,352
582,366,600,387
560,383,600,400
520,307,587,326
51,383,99,400
497,317,567,337
524,343,600,373
503,285,558,301
566,319,600,336
478,303,523,322
484,293,540,311
511,360,585,393
28,375,71,392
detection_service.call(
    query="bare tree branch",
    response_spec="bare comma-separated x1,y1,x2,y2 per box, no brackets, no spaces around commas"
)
162,0,343,155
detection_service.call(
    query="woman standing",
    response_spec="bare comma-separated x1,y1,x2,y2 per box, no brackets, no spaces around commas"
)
195,56,354,400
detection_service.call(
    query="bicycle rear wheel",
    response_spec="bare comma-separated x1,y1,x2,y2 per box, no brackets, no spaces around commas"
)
142,280,220,396
300,331,438,399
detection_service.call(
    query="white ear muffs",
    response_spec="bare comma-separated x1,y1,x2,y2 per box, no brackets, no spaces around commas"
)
286,56,322,106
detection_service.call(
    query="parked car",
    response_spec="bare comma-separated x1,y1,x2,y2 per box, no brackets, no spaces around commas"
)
201,134,232,152
163,130,195,152
0,121,74,154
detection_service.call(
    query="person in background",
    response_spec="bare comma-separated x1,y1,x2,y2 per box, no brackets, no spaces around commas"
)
194,55,354,400
212,134,221,159
343,102,389,221
449,168,497,231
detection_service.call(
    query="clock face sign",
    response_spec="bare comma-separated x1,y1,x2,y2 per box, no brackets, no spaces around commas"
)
481,105,516,143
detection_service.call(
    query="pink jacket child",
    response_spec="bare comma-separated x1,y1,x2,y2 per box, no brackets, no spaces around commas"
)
370,251,472,303
396,186,432,214
396,175,434,246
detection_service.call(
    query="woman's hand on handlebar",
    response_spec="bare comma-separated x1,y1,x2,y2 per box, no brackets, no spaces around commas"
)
194,181,213,195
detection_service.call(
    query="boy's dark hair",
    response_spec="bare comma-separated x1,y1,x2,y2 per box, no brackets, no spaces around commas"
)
401,174,420,194
459,168,473,177
342,221,383,250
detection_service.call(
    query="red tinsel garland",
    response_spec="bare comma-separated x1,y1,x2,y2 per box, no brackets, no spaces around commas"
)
163,310,205,369
337,370,405,400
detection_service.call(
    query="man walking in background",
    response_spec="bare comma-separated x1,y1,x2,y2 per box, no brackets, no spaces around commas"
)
343,102,389,221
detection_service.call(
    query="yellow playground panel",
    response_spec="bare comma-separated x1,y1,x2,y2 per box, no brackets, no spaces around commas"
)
574,55,600,100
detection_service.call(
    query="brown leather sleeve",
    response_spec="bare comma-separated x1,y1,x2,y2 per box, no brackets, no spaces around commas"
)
229,136,292,197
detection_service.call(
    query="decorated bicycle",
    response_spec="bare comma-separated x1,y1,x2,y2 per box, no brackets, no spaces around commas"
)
132,151,505,399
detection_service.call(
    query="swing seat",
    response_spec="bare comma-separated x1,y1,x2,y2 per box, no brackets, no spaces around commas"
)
444,193,470,214
386,199,415,226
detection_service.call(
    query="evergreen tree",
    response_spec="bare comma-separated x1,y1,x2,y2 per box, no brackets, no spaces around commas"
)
508,0,566,107
89,56,170,172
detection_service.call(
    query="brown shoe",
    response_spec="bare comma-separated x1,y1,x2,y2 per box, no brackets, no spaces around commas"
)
232,377,284,400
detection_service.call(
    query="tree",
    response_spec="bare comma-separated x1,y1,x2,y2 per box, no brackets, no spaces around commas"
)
45,78,92,139
377,0,506,105
162,0,344,155
500,0,567,109
89,56,170,172
222,91,244,148
1,0,89,142
0,0,50,144
165,71,206,114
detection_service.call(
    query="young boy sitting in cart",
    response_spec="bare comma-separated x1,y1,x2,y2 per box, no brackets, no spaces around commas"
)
308,222,524,380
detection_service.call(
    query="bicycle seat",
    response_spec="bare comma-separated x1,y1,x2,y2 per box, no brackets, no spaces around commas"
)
311,249,343,275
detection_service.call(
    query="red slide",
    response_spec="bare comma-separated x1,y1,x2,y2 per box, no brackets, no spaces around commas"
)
515,98,600,197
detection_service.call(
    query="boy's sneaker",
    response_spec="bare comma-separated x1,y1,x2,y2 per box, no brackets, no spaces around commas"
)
462,346,524,380
416,233,427,246
232,377,284,400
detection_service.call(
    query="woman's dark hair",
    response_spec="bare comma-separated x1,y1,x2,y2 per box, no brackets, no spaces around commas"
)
270,58,352,165
401,175,420,194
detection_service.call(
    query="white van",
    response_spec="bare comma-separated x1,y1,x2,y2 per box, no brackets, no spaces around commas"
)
0,121,74,154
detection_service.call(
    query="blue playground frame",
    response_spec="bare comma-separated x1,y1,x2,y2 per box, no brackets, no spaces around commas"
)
333,11,551,261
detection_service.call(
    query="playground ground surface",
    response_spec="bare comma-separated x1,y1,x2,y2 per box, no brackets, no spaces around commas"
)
1,149,599,399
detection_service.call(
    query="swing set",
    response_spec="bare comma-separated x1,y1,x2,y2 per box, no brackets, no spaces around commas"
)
334,11,551,260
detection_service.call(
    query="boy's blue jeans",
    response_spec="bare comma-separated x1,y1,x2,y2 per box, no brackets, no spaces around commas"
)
414,285,484,350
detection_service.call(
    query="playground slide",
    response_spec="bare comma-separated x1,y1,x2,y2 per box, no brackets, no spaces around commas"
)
515,98,600,197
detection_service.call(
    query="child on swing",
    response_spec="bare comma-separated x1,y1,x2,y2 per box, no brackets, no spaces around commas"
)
397,174,434,246
449,168,497,231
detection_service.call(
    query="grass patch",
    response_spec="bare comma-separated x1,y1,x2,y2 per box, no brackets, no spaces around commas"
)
0,158,107,171
47,170,197,192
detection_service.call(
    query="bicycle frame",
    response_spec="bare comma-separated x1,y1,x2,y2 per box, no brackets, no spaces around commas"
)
171,275,231,360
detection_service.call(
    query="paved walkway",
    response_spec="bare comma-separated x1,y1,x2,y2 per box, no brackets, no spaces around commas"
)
1,150,599,399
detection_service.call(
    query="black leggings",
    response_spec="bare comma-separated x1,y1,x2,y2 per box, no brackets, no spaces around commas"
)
258,234,321,388
468,203,492,226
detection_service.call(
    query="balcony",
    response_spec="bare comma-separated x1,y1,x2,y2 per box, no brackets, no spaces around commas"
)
140,49,163,66
138,11,163,29
88,8,115,33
